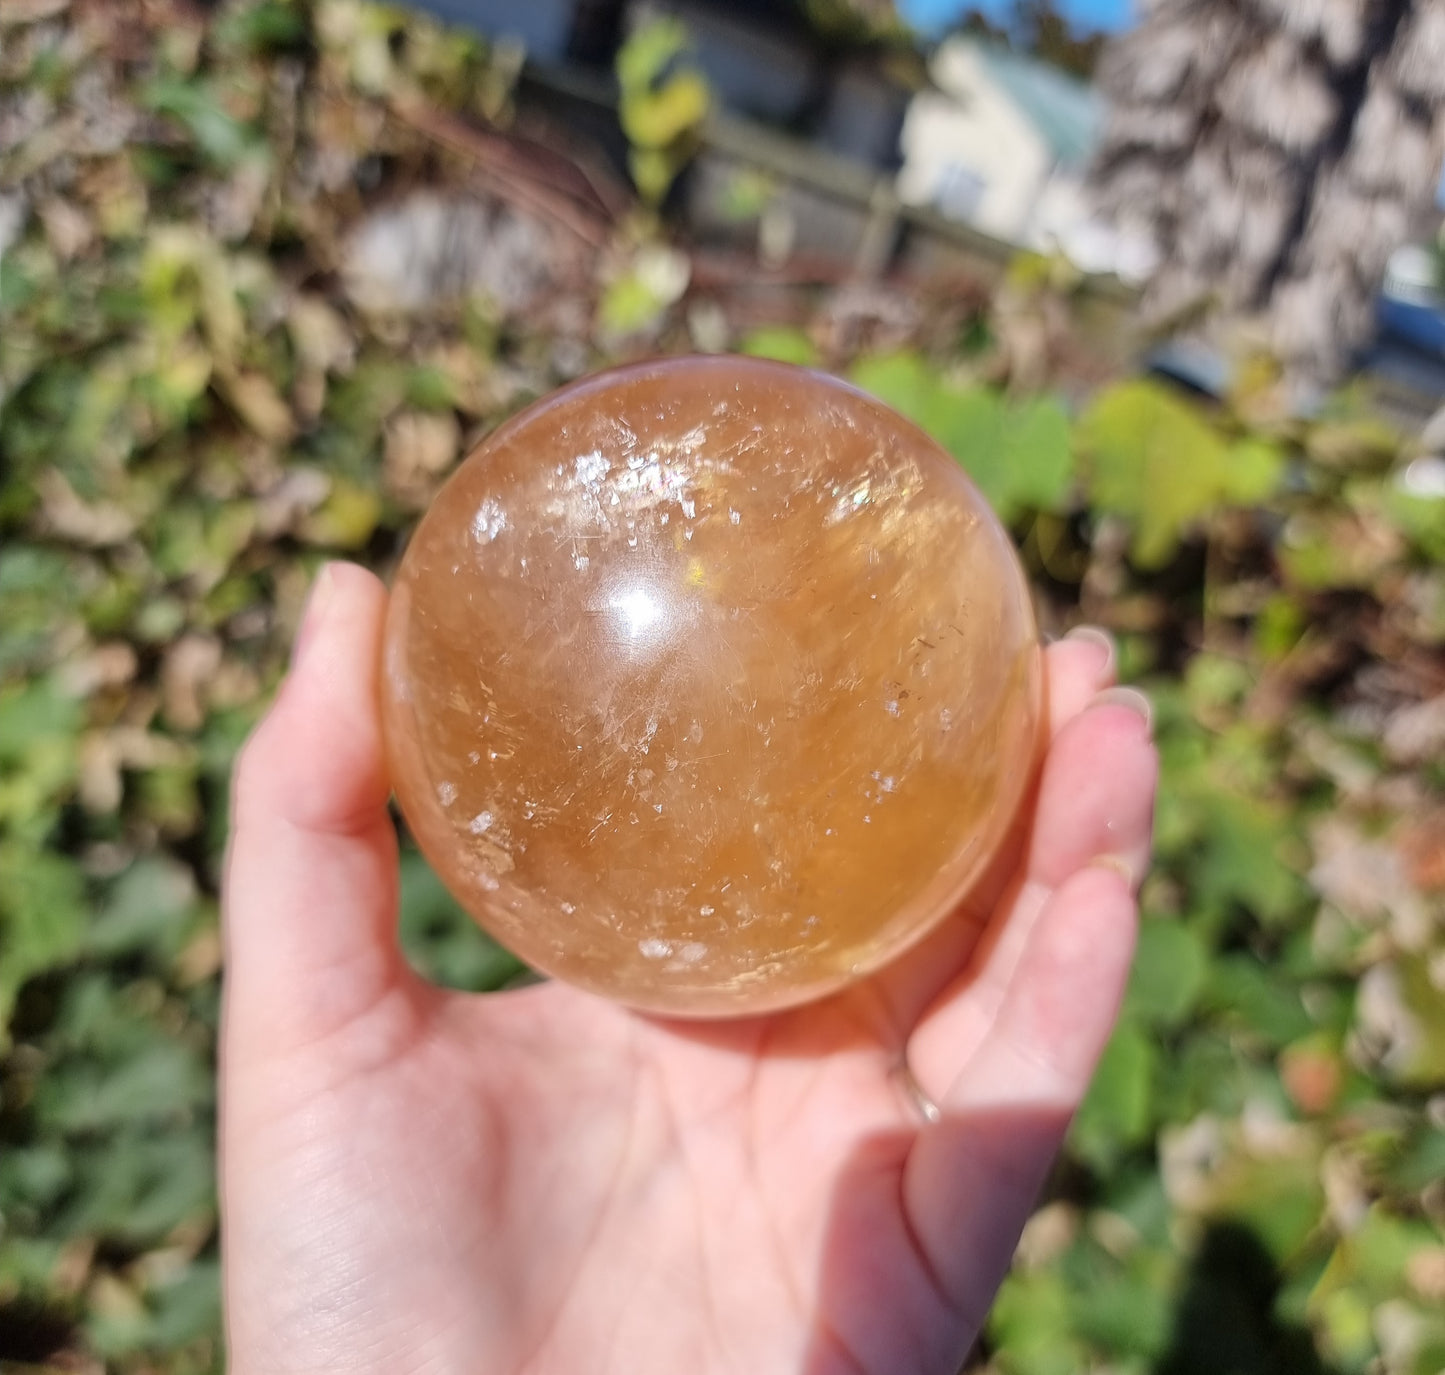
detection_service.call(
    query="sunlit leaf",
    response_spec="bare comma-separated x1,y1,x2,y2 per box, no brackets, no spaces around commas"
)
620,73,710,151
141,77,262,169
1072,1020,1157,1169
398,848,526,992
739,326,818,366
1125,918,1210,1029
87,856,199,961
849,353,1074,521
616,17,691,91
931,388,1074,522
1077,380,1283,566
848,349,936,427
0,844,87,1039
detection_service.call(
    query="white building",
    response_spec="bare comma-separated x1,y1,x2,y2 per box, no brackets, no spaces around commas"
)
898,37,1155,282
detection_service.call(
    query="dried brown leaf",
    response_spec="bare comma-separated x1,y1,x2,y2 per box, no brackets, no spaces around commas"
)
51,1237,97,1298
288,295,356,374
161,634,224,733
1396,810,1445,892
1384,693,1445,766
79,733,125,815
254,467,330,538
37,469,136,546
59,642,139,699
0,0,70,25
384,409,461,509
175,927,223,986
1406,1247,1445,1303
218,369,297,444
86,1271,144,1323
38,196,94,260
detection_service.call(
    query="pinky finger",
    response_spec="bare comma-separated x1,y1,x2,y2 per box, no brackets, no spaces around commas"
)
899,863,1136,1327
947,859,1137,1113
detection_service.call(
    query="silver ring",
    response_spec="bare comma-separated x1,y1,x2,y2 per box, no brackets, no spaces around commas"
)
892,1060,943,1126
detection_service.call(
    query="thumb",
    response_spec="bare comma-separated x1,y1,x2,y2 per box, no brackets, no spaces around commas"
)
223,562,416,1058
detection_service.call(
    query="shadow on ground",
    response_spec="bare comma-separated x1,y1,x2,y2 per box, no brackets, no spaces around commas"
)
1154,1221,1341,1375
799,1111,1344,1375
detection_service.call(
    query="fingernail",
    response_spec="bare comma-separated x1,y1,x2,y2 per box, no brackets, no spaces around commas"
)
1089,852,1138,887
1092,685,1153,732
1065,624,1116,677
292,564,337,667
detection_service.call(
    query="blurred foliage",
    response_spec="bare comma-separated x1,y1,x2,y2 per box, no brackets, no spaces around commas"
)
1,2,1442,1374
616,16,710,208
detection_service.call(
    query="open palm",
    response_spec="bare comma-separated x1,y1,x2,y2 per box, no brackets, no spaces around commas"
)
221,564,1156,1375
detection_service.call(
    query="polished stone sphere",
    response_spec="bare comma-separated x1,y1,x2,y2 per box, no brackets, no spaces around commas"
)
381,355,1042,1016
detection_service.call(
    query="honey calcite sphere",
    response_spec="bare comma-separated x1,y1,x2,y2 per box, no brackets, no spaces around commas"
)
381,356,1042,1016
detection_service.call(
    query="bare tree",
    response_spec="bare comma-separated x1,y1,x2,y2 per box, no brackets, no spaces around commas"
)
1092,0,1445,382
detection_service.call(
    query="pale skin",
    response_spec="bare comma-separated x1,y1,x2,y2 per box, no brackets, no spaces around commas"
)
221,563,1158,1375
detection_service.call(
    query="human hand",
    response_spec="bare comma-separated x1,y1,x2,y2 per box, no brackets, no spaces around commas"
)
221,563,1156,1375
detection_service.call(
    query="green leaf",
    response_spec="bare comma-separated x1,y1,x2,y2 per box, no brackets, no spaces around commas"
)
1384,485,1445,562
597,248,690,337
1229,437,1288,504
1125,918,1210,1029
1077,381,1282,566
1277,508,1404,591
1378,956,1445,1089
989,1269,1090,1375
140,77,262,169
1071,1021,1157,1168
1152,708,1308,930
60,1131,213,1242
1205,954,1314,1049
933,389,1074,522
41,1037,211,1134
405,363,458,412
600,270,666,337
848,350,937,428
1183,653,1255,715
0,544,75,613
616,17,691,92
0,1144,70,1213
214,0,310,55
849,354,1074,521
1386,1124,1445,1192
298,480,382,550
135,762,202,837
136,1259,222,1351
0,845,88,1039
1312,1206,1438,1314
626,146,680,208
0,1236,68,1294
1071,1261,1175,1358
1192,792,1306,927
615,16,708,203
398,849,526,993
1253,594,1308,661
1305,413,1401,470
87,857,199,961
0,674,81,764
1212,1153,1326,1266
739,327,818,366
620,72,710,151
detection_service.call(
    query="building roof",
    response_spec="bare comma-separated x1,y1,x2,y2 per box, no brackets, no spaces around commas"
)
960,39,1102,168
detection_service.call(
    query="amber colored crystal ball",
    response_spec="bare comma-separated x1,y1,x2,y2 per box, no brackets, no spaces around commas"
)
381,356,1043,1016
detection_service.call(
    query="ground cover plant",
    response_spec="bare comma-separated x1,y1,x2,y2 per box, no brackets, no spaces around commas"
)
1,3,1442,1371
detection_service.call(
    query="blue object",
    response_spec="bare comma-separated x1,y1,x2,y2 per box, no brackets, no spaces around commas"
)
1377,294,1445,360
1143,338,1231,399
406,0,578,61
